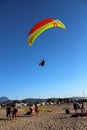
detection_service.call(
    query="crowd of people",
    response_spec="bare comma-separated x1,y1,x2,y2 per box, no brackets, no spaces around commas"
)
4,101,87,120
6,103,39,120
71,101,87,117
63,101,86,118
73,101,85,114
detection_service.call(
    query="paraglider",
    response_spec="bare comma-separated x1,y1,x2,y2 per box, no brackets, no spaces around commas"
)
39,59,45,67
27,18,66,46
27,18,66,67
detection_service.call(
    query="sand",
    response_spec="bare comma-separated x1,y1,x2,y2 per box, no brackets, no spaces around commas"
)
0,103,87,130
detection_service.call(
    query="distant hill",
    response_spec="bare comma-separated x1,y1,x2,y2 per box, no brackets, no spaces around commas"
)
0,96,10,103
70,96,86,100
21,98,47,103
0,97,46,103
0,96,86,103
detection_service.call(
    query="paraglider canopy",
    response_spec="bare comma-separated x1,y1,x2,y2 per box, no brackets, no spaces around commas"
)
39,59,45,67
27,18,66,46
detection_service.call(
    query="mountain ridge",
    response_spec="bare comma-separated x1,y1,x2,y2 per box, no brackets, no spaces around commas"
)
0,96,86,103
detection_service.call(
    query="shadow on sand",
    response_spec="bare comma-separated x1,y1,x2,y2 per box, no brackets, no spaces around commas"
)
0,118,7,120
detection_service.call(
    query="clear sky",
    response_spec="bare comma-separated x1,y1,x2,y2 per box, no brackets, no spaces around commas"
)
0,0,87,100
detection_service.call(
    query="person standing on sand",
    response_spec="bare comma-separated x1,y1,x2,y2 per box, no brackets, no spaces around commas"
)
81,102,85,114
12,107,18,119
28,103,35,116
35,104,39,116
31,104,35,116
73,102,78,113
6,104,12,120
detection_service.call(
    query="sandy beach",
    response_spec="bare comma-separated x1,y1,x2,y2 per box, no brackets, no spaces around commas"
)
0,103,87,130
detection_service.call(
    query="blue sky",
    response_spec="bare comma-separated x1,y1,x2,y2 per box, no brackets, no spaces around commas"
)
0,0,87,100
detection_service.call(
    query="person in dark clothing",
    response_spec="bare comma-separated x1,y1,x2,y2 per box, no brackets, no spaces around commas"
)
25,105,32,115
73,102,78,113
6,104,12,120
81,102,85,114
39,59,45,66
65,108,70,114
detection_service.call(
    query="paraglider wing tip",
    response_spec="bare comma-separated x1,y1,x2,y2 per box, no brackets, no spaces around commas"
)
64,26,66,30
29,43,32,46
29,41,32,46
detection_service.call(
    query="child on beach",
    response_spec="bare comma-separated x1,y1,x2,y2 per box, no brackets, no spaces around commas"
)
12,107,18,119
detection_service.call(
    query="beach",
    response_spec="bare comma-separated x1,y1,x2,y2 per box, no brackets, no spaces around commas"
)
0,103,87,130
